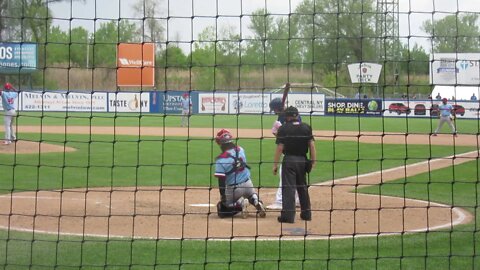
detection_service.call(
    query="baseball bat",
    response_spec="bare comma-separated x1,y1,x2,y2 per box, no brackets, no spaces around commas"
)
281,82,290,108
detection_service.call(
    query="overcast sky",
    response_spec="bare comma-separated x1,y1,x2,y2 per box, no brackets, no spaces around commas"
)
49,0,480,53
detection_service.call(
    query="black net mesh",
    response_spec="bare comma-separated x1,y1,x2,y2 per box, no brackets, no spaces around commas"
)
0,0,479,269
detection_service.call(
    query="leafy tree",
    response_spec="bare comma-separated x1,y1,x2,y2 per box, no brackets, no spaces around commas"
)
294,0,377,71
45,25,69,66
69,27,90,68
400,43,429,75
0,0,85,43
158,45,188,68
422,14,480,53
215,26,241,89
191,26,241,90
0,0,85,86
248,9,302,67
191,27,217,90
132,0,165,44
92,20,139,68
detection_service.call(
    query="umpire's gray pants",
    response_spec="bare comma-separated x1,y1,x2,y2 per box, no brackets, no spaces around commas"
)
281,155,311,221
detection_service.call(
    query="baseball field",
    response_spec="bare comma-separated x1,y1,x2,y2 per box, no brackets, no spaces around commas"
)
0,113,478,269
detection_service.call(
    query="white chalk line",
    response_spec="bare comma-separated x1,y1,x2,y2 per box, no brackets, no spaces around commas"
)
0,150,476,241
0,195,212,209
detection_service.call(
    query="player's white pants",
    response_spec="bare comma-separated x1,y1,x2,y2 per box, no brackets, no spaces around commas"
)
434,116,456,134
4,109,16,142
225,179,258,208
181,110,190,127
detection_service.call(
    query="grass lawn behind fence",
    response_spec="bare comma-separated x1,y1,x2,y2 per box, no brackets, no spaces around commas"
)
15,112,480,134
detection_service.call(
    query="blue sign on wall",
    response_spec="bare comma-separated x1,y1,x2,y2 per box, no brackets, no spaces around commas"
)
325,98,383,116
0,43,37,73
150,91,198,114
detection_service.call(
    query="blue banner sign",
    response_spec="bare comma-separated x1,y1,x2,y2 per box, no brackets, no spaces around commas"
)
0,43,37,73
325,98,383,116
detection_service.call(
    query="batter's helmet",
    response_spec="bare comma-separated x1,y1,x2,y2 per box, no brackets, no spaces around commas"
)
215,129,234,145
442,98,448,102
269,98,283,112
4,83,13,90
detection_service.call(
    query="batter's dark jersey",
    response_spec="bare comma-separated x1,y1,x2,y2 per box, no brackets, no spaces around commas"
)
275,121,313,156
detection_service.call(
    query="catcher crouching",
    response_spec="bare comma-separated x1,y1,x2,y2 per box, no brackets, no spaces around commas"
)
214,129,266,219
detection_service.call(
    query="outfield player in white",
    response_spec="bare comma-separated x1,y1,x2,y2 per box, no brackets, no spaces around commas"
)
1,83,18,145
180,92,192,127
433,98,457,136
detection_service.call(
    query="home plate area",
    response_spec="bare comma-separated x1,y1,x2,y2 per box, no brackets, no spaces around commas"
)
0,183,470,240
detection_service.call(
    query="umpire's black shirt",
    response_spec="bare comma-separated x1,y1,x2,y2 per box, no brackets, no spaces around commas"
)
275,121,313,156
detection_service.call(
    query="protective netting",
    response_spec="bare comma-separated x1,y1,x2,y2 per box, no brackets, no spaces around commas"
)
0,0,479,269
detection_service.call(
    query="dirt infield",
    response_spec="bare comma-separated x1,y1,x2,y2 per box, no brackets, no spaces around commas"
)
0,126,478,240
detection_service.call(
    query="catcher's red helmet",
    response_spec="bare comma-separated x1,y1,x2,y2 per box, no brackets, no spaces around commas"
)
4,82,13,90
215,129,234,145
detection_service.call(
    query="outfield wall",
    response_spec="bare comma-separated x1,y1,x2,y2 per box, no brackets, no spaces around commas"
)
2,90,479,119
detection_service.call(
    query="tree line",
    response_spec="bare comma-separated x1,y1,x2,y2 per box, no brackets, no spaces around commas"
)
1,0,479,96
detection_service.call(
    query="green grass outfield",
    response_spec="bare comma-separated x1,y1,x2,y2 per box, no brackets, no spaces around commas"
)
0,113,478,269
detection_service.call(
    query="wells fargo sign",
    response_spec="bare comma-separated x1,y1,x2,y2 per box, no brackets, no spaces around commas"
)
117,43,155,87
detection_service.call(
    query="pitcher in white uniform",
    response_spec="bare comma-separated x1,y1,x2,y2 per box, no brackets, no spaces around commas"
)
1,83,18,145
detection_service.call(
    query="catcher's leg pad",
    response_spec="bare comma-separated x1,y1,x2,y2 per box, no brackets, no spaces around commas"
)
217,201,240,218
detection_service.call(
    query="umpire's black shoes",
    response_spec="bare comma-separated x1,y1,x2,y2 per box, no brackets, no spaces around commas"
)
300,212,311,221
277,216,294,224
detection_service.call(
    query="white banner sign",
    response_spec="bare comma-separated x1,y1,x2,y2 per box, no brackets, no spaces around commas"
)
280,94,325,115
198,93,229,113
383,100,479,119
108,92,150,112
430,53,480,85
229,93,270,114
348,63,382,83
22,91,107,112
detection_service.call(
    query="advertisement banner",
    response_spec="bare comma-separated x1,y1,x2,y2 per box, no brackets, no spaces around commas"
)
108,92,150,112
383,100,429,117
325,99,382,116
430,53,480,85
384,100,479,119
229,93,270,114
282,94,325,115
117,43,155,87
22,91,107,112
0,43,37,73
198,93,228,114
155,91,197,114
459,101,480,118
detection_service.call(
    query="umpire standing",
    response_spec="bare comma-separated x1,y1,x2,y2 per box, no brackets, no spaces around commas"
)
273,106,316,223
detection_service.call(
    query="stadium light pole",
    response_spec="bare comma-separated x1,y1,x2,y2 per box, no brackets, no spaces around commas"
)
86,33,93,69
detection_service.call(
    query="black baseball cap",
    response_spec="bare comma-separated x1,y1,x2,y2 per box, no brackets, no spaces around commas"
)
284,106,299,117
